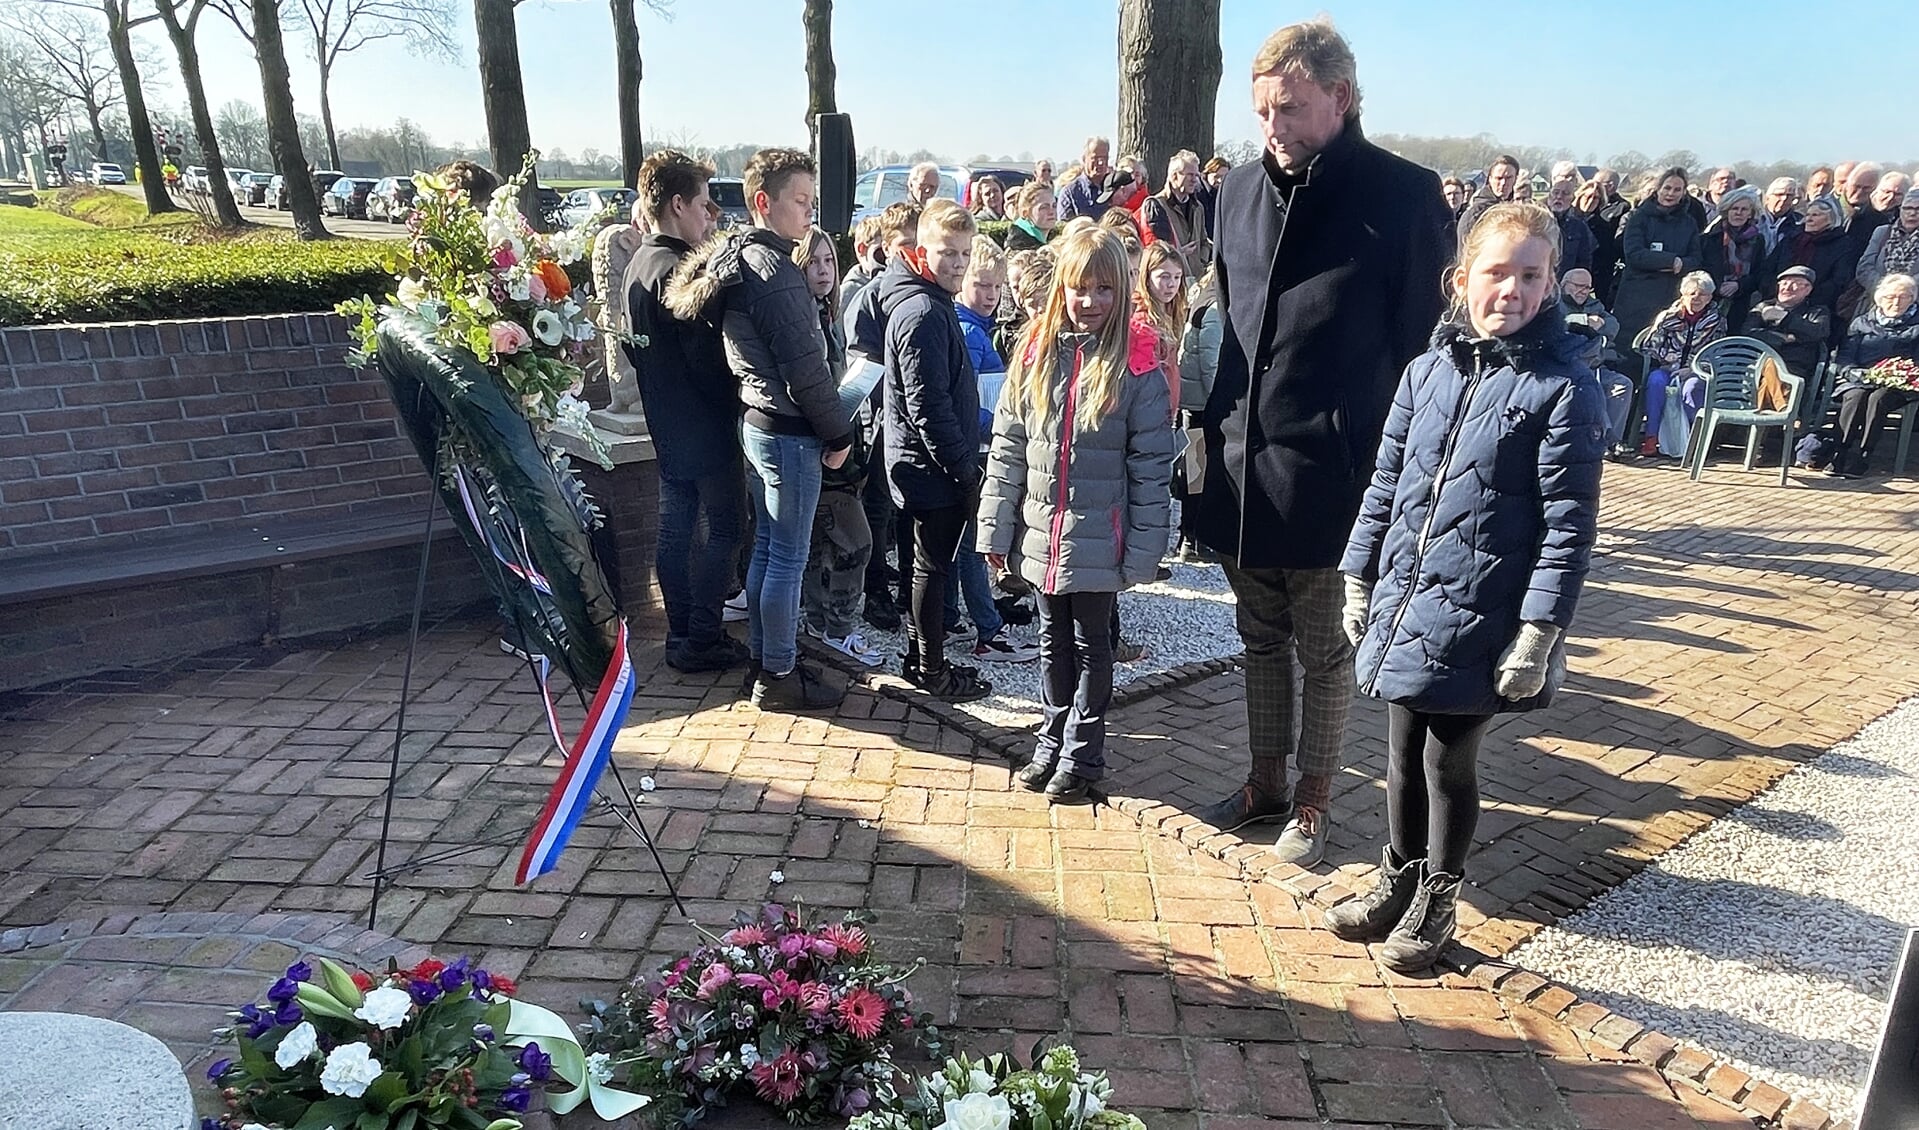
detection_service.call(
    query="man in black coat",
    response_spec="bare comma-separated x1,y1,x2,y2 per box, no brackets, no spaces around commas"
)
625,149,747,676
1189,17,1450,865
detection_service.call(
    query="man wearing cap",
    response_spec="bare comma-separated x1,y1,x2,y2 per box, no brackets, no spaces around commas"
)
1747,264,1831,383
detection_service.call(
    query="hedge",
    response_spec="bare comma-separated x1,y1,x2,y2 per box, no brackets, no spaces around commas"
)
0,207,398,326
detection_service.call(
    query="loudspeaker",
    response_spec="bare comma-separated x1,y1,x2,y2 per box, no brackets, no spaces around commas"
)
815,112,856,235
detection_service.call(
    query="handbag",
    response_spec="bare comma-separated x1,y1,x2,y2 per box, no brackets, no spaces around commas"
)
1656,381,1689,457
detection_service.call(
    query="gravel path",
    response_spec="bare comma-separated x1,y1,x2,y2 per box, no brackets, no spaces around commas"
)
854,553,1241,730
1511,696,1919,1120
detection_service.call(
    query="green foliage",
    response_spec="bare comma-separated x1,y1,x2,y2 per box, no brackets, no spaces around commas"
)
0,207,396,326
37,186,195,229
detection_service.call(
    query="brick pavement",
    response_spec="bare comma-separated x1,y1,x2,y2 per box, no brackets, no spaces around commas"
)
1,465,1912,1128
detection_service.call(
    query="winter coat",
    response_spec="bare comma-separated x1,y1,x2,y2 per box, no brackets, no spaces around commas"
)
955,302,1007,439
1177,301,1223,416
1456,184,1512,246
1759,225,1859,318
1341,315,1606,716
878,266,980,510
976,325,1174,594
1835,306,1919,391
1551,208,1597,277
1141,190,1214,273
1854,222,1919,294
1640,305,1726,374
1745,300,1831,381
1700,217,1766,325
816,300,867,494
838,263,877,313
1004,220,1047,253
1612,198,1705,343
624,233,741,481
1058,172,1126,222
1190,122,1452,568
664,227,850,452
1560,294,1620,368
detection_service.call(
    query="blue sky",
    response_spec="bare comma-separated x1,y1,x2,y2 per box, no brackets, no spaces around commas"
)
167,0,1918,166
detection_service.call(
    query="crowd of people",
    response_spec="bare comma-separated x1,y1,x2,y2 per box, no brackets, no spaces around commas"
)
545,16,1916,973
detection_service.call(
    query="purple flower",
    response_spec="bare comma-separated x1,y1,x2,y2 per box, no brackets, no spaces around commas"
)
407,978,442,1006
473,1023,496,1042
470,969,493,992
835,1085,872,1118
266,977,299,1004
271,1001,303,1027
238,1004,272,1039
205,1058,232,1084
202,1119,222,1130
437,956,470,992
517,1042,551,1082
285,961,313,983
499,1078,532,1113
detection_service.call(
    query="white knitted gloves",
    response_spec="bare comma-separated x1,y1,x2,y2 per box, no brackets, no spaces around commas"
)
1495,621,1563,699
1341,574,1372,648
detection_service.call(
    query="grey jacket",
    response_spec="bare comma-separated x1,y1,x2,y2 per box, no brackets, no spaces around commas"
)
663,227,851,451
976,326,1175,594
1176,301,1223,413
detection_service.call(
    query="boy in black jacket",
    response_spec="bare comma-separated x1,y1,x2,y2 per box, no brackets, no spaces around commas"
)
879,199,990,702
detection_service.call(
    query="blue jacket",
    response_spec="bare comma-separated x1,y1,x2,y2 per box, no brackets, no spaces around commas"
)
1341,314,1606,715
955,303,1006,437
879,266,980,509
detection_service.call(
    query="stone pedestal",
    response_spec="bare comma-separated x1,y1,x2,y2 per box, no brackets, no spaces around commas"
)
551,415,666,632
0,1011,194,1129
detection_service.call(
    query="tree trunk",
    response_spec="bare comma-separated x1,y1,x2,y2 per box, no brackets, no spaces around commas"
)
156,0,245,227
316,52,341,171
1117,0,1220,193
250,0,327,238
802,0,835,127
103,0,176,214
85,105,110,165
608,0,641,187
473,0,538,225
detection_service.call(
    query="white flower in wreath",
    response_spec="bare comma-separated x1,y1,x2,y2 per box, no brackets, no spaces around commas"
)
532,309,566,347
506,272,532,303
967,1068,995,1094
395,277,428,310
274,1020,319,1068
739,1044,761,1069
319,1042,383,1098
586,1051,614,1085
944,1092,1012,1130
353,985,413,1030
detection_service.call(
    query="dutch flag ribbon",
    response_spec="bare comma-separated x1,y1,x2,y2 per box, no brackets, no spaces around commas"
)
515,618,636,884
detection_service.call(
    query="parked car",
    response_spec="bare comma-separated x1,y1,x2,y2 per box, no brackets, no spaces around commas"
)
850,163,1033,222
89,162,126,185
308,169,346,199
557,186,636,230
266,174,288,209
222,168,252,196
536,186,563,227
322,176,378,218
243,172,273,205
709,177,749,229
181,165,209,193
366,176,417,222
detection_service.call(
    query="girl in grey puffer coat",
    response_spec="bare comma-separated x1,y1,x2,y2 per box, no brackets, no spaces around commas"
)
977,227,1173,804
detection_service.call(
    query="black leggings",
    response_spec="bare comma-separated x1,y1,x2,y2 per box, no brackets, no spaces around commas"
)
1386,704,1492,877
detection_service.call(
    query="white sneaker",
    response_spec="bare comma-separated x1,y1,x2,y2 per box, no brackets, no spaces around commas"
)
947,621,978,645
972,632,1039,663
723,593,749,623
823,631,885,667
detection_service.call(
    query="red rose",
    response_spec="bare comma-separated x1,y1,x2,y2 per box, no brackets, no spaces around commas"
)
490,974,518,996
409,958,448,981
350,971,375,992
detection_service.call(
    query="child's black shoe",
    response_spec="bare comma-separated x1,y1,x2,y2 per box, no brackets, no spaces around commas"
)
1043,768,1095,805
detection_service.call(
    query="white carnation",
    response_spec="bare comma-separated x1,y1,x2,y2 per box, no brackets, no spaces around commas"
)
274,1020,318,1068
319,1042,383,1098
352,985,413,1030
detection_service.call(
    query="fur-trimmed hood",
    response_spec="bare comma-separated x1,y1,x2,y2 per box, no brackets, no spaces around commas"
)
662,227,795,322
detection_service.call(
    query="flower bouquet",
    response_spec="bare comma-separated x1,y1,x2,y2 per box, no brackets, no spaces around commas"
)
582,904,938,1126
336,153,613,467
850,1045,1146,1130
204,955,647,1130
1857,355,1919,392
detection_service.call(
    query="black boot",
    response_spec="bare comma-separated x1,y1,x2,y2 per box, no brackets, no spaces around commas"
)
1376,863,1463,974
1324,848,1421,943
1043,767,1095,805
1015,753,1056,792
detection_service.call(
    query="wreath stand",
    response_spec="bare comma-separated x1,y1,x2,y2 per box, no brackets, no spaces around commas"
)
360,435,686,933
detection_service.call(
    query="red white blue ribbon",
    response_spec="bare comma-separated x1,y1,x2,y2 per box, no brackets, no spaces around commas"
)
453,464,554,596
516,619,636,884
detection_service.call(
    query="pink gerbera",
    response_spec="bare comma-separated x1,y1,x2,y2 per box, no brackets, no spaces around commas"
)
647,996,673,1036
835,987,887,1040
796,980,832,1019
749,1049,805,1105
725,924,771,946
818,923,868,958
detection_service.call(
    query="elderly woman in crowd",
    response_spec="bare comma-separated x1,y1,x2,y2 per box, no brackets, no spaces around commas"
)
1828,273,1919,477
1855,188,1919,294
1761,177,1800,251
1760,195,1857,333
1614,168,1706,351
1701,185,1766,327
1637,270,1726,456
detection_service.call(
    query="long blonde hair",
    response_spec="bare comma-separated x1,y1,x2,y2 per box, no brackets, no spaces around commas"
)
1006,227,1133,431
1134,242,1189,342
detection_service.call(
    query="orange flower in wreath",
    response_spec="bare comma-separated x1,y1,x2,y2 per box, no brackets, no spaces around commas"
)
532,260,571,300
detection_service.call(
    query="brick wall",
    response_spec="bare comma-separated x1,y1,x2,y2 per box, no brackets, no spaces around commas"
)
0,313,426,556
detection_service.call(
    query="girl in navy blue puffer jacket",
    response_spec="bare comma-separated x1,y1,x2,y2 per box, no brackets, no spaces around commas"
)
1328,202,1606,973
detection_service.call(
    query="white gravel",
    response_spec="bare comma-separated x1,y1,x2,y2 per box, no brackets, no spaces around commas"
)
852,549,1240,729
1511,696,1919,1120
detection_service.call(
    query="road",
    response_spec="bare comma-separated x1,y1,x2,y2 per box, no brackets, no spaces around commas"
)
108,184,400,240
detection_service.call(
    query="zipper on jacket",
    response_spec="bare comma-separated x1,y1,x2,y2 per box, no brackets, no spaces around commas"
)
1362,347,1489,693
1045,342,1082,593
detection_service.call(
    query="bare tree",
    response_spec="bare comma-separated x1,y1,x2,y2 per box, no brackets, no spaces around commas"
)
802,0,833,127
1116,0,1220,190
95,0,176,212
152,0,244,225
206,0,328,236
215,98,268,168
8,10,124,165
473,0,538,223
295,0,455,171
